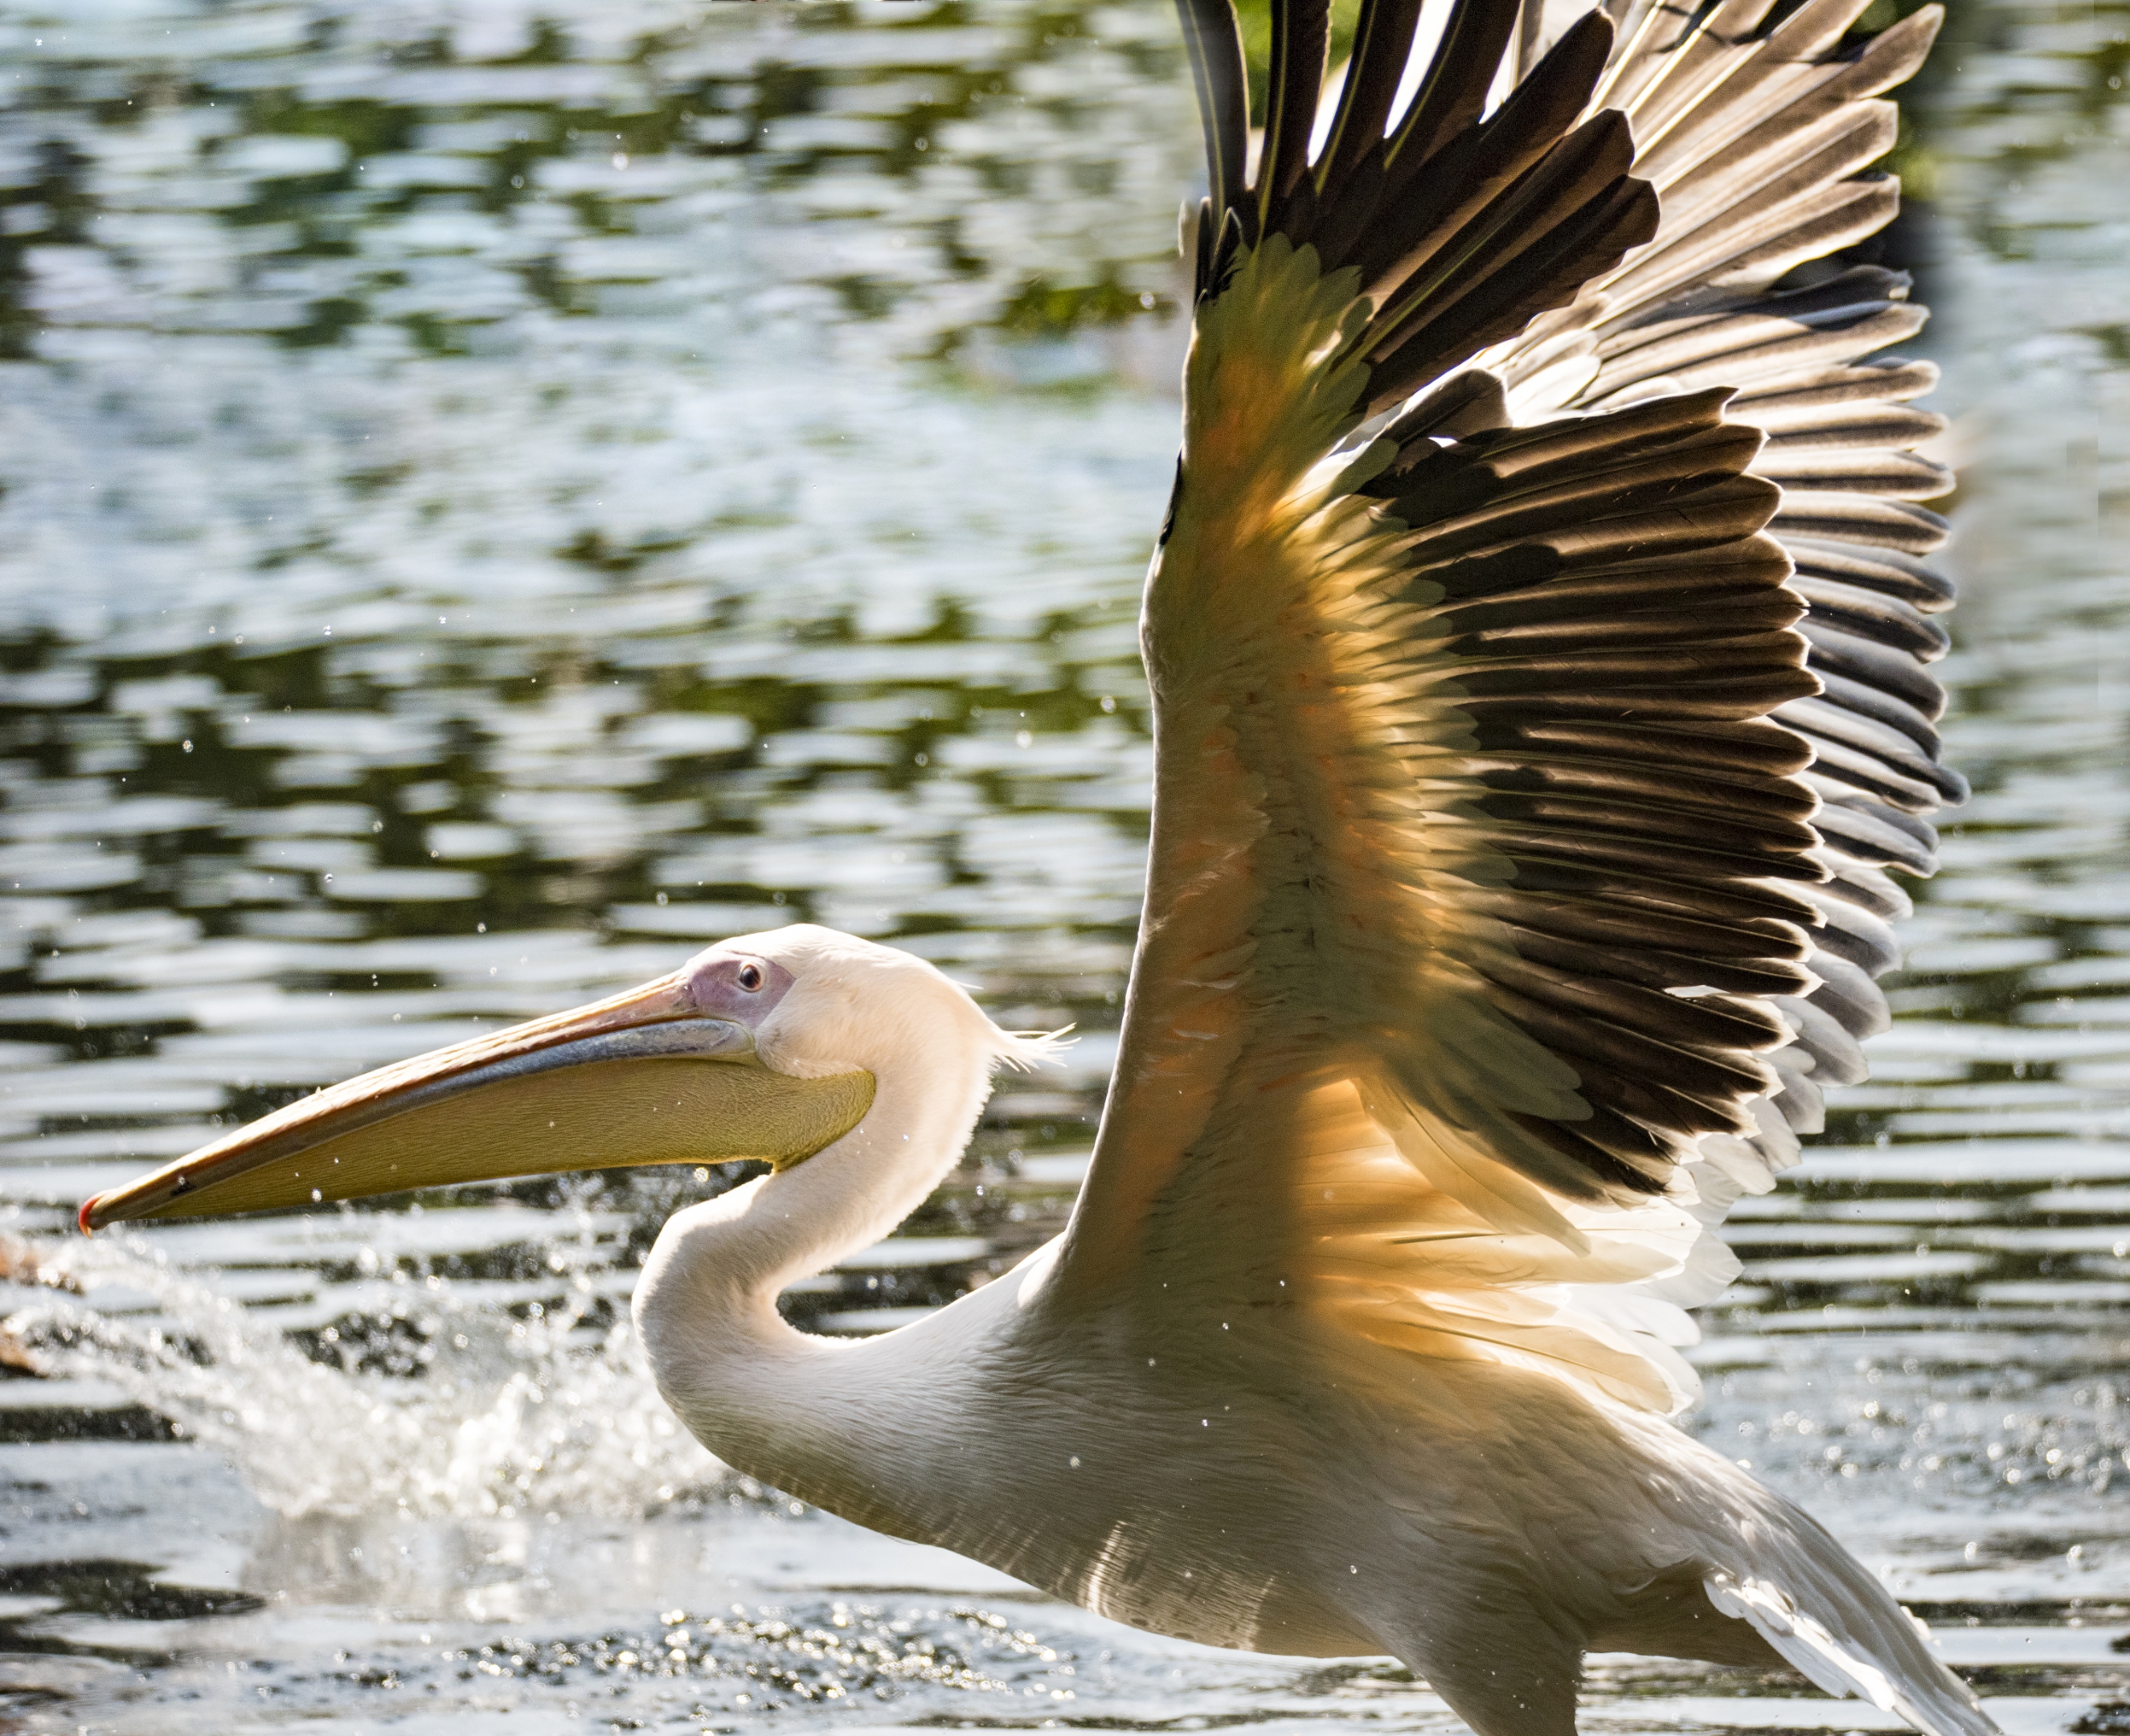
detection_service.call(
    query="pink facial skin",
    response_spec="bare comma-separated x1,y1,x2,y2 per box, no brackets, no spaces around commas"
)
683,950,797,1027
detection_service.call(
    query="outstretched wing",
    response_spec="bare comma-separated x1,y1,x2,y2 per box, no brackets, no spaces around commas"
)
1050,0,1953,1413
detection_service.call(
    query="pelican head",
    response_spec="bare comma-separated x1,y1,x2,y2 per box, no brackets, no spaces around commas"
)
730,923,1029,1084
72,923,987,1230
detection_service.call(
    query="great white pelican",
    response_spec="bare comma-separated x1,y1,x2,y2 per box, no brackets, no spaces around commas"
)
82,0,1984,1730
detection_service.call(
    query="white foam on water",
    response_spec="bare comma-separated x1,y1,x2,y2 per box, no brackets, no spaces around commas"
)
4,1234,722,1521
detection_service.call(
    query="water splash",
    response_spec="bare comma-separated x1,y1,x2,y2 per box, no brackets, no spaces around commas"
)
2,1233,723,1521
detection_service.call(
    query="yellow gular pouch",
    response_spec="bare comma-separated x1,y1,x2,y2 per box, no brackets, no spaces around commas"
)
103,1060,877,1222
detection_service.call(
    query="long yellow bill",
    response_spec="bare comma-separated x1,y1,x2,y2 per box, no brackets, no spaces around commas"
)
79,970,874,1230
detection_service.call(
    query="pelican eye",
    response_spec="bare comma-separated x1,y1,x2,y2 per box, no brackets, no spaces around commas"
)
736,963,764,992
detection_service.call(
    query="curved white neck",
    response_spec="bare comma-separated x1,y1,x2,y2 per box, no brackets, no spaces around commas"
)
631,1041,1003,1470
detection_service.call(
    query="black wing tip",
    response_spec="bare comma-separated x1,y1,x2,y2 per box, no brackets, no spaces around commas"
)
1174,0,1251,220
1176,0,1656,395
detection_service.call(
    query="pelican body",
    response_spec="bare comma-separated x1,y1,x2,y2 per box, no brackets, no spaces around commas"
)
83,2,1989,1731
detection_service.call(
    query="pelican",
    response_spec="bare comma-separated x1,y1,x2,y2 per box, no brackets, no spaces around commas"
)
80,0,1985,1730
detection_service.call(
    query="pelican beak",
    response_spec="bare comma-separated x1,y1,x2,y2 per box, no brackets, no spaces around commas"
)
78,971,875,1230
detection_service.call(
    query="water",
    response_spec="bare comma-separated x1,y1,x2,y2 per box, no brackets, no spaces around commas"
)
0,0,2123,1730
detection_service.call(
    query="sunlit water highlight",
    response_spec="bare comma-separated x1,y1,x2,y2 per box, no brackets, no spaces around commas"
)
0,0,2124,1730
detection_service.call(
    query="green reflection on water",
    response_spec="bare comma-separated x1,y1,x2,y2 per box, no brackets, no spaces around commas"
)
0,0,2123,1594
0,2,2125,1729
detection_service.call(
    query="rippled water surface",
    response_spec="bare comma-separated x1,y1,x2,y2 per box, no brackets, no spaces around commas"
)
0,1,2124,1730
